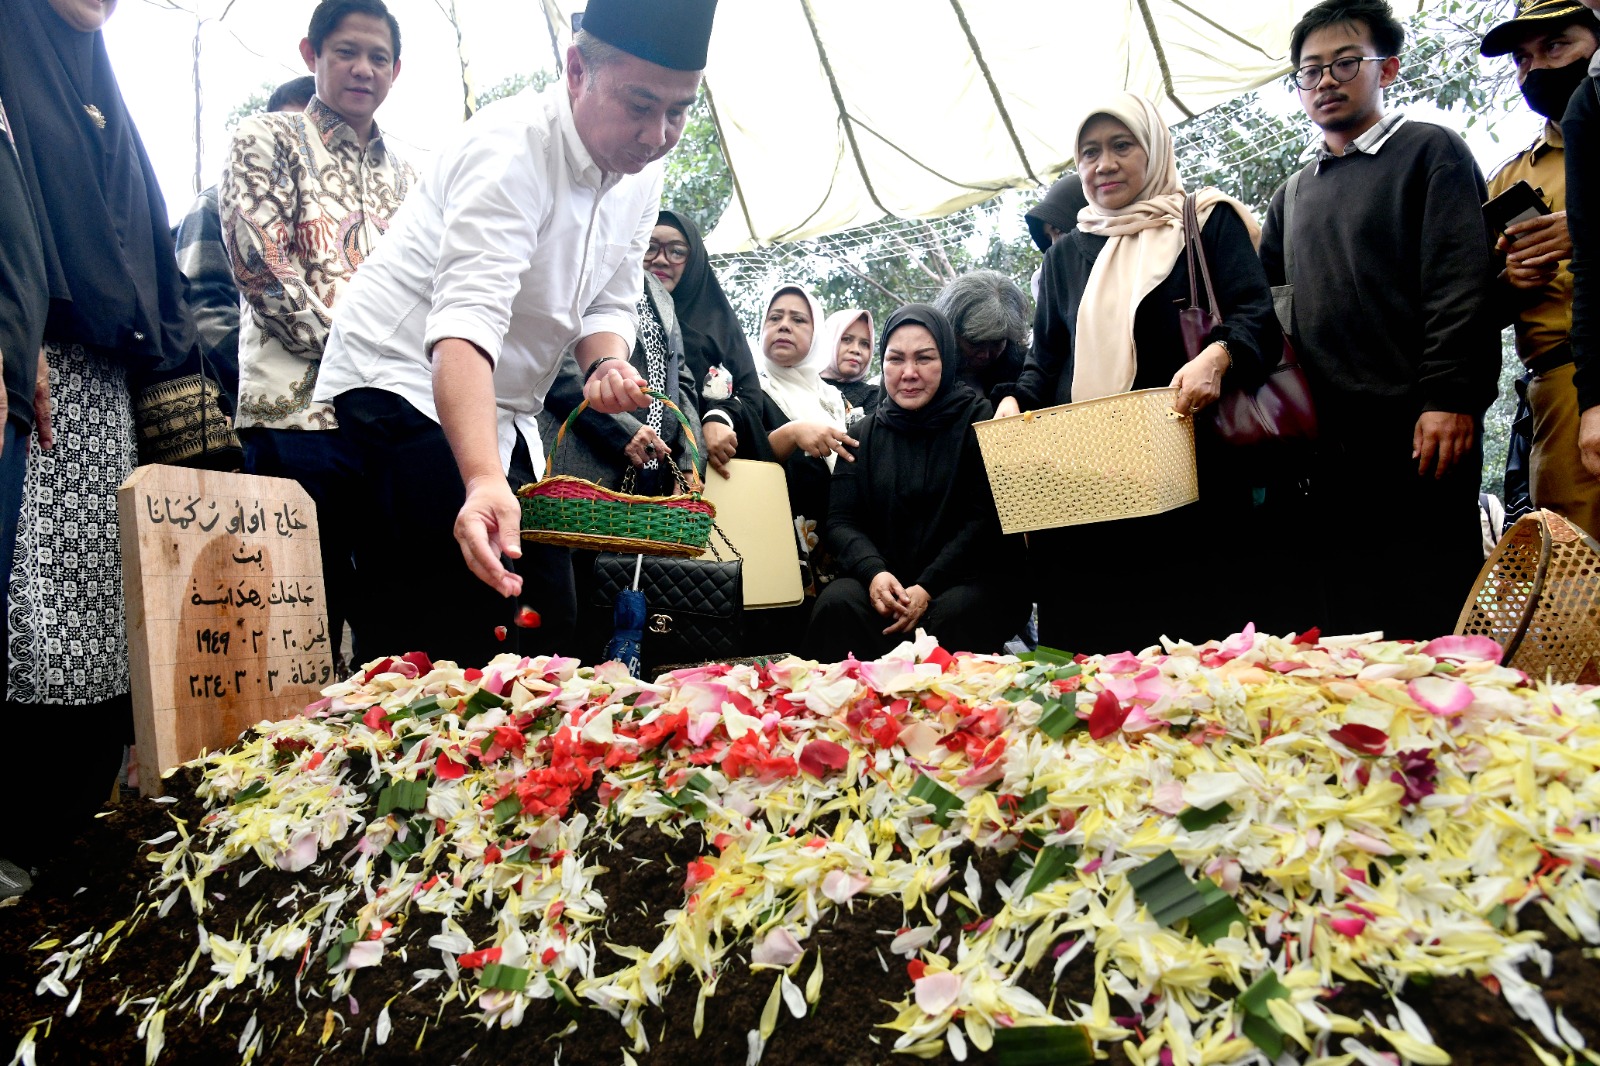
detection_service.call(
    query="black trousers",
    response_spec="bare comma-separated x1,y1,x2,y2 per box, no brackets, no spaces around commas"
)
333,388,575,669
239,426,361,672
1308,401,1484,640
803,576,1026,662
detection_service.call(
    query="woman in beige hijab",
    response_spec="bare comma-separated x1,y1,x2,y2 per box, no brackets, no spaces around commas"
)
998,92,1279,654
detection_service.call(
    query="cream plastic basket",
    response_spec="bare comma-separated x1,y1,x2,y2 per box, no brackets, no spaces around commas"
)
973,387,1198,534
1455,509,1600,684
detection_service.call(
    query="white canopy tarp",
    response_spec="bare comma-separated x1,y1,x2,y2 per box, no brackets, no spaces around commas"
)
546,0,1426,252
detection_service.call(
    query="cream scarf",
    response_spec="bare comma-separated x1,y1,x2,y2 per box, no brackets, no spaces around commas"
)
1070,92,1261,402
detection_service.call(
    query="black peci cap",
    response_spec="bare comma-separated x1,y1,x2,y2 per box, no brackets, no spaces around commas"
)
580,0,718,72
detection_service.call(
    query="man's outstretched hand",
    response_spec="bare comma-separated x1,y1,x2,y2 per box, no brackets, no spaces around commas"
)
454,475,523,598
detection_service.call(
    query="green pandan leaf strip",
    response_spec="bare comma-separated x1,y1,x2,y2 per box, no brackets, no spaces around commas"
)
1023,845,1079,898
908,773,963,826
492,796,522,827
462,687,508,720
232,780,268,807
1190,878,1245,945
1178,801,1233,831
1036,699,1083,739
1018,646,1075,666
992,1023,1094,1065
480,963,529,992
1127,850,1208,927
1237,971,1290,1059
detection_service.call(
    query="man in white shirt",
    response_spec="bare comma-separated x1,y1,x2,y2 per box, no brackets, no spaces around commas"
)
314,0,714,666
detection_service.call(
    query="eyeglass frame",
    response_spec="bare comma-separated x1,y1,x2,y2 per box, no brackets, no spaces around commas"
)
1289,55,1388,91
645,240,691,264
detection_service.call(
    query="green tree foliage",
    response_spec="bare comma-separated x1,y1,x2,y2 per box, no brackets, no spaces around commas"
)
224,83,275,131
475,70,556,112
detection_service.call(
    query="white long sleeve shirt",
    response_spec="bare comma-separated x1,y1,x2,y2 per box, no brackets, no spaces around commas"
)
313,82,660,472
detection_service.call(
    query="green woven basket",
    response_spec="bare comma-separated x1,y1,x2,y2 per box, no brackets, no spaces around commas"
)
519,390,716,557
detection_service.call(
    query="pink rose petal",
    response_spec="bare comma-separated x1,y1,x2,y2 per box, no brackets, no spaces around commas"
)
1328,915,1367,938
751,927,805,967
913,970,962,1015
1420,634,1504,664
1408,675,1473,717
822,869,870,904
1100,651,1144,675
1151,781,1186,815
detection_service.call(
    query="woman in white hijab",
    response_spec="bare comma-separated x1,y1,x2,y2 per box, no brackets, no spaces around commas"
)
743,282,857,601
755,283,856,469
997,92,1280,655
817,307,878,421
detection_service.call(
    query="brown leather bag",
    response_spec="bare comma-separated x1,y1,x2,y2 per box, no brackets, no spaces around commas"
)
1179,192,1319,448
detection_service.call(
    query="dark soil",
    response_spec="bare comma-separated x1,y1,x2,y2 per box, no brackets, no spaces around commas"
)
2,780,1594,1065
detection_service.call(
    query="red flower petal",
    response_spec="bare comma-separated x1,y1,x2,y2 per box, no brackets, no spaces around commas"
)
1086,689,1129,740
1293,626,1322,646
435,751,467,780
362,657,395,683
457,947,502,969
464,668,484,682
798,739,850,779
907,959,927,981
402,651,434,674
1328,723,1388,756
924,646,954,670
684,858,716,890
515,606,542,629
494,626,508,642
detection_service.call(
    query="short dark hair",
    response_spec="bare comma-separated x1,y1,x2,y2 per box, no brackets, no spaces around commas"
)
267,76,316,113
1289,0,1404,67
308,0,401,61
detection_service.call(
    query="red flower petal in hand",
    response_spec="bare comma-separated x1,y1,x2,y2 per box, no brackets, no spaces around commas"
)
799,739,849,779
1087,689,1129,740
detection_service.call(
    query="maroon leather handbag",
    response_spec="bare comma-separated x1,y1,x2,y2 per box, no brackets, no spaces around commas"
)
1179,193,1319,447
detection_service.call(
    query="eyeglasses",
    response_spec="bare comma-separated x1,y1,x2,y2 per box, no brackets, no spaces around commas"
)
646,241,690,264
1290,56,1385,90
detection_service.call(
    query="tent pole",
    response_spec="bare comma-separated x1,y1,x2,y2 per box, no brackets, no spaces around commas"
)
797,0,892,219
702,82,760,249
1133,0,1197,120
945,0,1042,188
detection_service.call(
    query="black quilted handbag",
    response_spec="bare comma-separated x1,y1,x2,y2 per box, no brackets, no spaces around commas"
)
590,540,743,672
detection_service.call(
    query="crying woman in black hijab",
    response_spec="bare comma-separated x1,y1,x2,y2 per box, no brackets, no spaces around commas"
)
801,305,1028,662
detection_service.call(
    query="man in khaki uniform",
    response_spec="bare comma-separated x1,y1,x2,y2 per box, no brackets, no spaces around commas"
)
1483,0,1600,536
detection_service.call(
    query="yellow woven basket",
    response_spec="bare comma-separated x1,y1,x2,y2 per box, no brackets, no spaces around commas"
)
1455,509,1600,684
973,387,1198,533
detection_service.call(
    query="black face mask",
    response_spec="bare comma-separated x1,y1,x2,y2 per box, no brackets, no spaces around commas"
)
1521,56,1591,120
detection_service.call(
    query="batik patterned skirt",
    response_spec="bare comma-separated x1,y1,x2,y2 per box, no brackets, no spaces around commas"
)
7,342,136,704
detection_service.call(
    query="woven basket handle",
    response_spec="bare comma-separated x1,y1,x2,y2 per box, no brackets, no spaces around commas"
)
547,388,705,493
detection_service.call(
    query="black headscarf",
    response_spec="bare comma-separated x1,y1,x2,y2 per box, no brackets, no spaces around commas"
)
1025,174,1088,253
858,304,993,578
656,209,760,404
0,0,193,372
874,304,985,433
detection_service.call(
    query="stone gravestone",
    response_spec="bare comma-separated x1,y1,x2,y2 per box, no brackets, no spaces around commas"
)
117,466,335,795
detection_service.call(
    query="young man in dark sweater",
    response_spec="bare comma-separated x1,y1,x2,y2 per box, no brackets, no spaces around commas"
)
1260,0,1501,640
